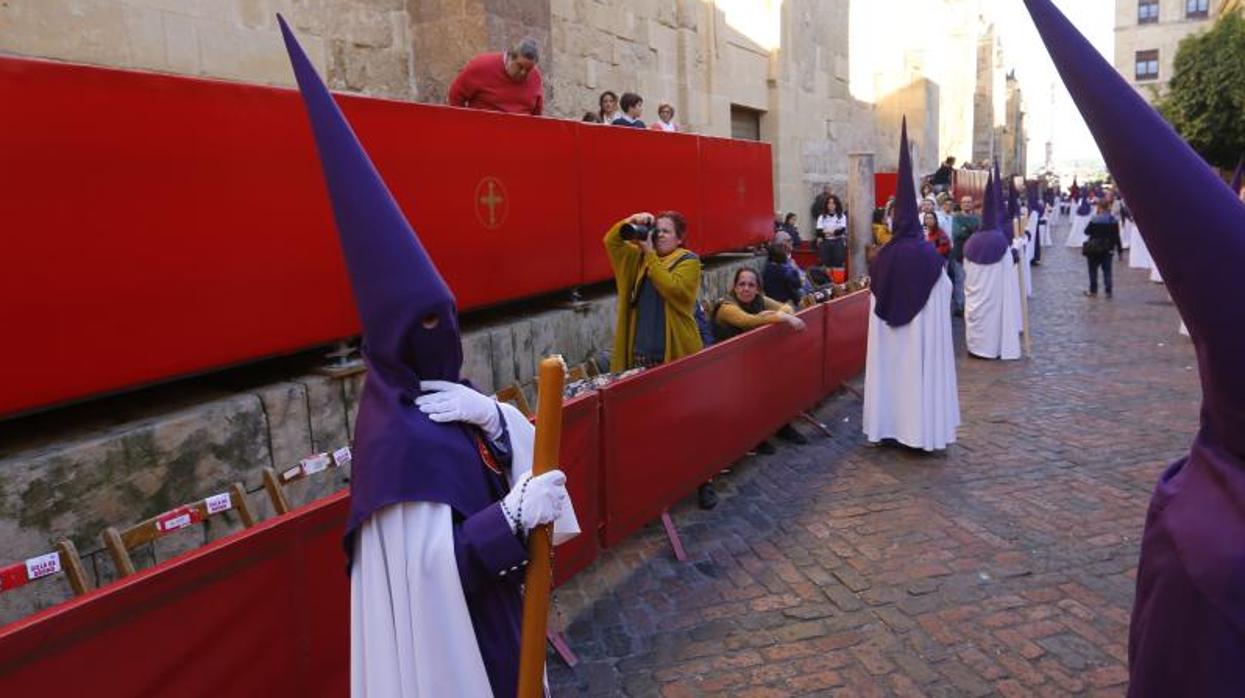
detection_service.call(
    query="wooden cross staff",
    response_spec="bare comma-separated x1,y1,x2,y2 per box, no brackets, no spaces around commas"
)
516,356,567,698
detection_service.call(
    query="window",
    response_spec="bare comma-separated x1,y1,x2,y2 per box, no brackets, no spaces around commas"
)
1186,0,1209,18
1135,50,1160,81
1139,0,1159,23
730,105,763,141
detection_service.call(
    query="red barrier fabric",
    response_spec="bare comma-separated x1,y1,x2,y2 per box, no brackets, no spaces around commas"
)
823,291,870,393
874,172,898,208
577,126,702,281
552,391,601,587
0,492,351,697
791,249,820,269
0,56,774,418
699,136,775,252
599,304,827,547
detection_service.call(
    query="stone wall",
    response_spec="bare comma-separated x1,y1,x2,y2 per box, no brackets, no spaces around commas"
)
0,0,416,99
547,0,885,234
0,254,760,625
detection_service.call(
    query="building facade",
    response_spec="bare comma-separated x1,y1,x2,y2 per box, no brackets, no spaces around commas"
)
1114,0,1242,102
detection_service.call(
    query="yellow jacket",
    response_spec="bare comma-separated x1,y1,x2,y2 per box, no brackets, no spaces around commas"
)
872,222,893,246
713,296,793,331
603,220,704,371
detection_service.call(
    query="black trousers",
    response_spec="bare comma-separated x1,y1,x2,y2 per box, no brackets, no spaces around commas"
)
1086,253,1113,294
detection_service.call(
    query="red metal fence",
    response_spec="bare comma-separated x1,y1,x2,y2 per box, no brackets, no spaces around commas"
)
0,56,774,419
0,290,870,695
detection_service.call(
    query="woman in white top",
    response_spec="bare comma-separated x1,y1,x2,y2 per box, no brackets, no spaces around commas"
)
815,195,848,269
649,103,679,132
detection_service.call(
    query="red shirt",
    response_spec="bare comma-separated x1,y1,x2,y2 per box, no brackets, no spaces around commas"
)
447,53,543,116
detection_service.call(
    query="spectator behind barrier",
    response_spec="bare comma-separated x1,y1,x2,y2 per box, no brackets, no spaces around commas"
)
447,37,543,115
777,212,801,247
582,111,602,123
649,103,679,132
763,233,805,307
711,267,810,456
598,90,620,125
612,93,646,128
604,211,703,371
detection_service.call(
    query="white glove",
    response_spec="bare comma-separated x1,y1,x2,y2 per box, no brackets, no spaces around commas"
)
415,380,502,439
501,470,568,534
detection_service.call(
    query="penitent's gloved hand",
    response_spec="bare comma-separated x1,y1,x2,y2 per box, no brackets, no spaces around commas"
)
500,470,568,534
415,380,502,439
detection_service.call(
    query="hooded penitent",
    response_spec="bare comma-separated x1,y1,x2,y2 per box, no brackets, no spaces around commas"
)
963,168,1011,265
277,18,505,547
869,118,946,327
1025,1,1245,696
1007,177,1021,223
1076,194,1091,216
1070,178,1079,199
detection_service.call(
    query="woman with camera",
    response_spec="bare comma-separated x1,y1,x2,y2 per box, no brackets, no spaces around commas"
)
603,211,704,372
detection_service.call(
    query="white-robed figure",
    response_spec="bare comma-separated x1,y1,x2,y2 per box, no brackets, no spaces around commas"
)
1065,194,1093,247
1128,214,1154,269
863,119,960,451
279,18,579,698
963,165,1024,360
1007,182,1034,298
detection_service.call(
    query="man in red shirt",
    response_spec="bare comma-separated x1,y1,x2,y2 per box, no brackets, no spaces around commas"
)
447,38,544,116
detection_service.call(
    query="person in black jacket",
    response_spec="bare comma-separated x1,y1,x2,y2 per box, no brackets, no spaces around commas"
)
1082,199,1124,298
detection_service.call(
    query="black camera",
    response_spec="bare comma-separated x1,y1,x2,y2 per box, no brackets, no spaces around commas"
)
620,222,654,242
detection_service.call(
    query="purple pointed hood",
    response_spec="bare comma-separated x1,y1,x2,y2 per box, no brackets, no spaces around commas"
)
1027,182,1041,211
1075,194,1091,216
963,171,1011,264
1231,155,1243,195
279,16,500,544
869,118,946,327
1025,0,1245,689
1006,177,1021,221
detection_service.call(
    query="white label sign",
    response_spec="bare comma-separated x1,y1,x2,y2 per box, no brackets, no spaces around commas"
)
332,447,352,467
205,492,232,515
281,465,302,482
25,552,62,580
301,453,331,475
159,513,193,532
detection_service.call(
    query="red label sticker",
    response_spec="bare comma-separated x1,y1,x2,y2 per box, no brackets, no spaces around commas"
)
156,506,200,533
0,562,28,592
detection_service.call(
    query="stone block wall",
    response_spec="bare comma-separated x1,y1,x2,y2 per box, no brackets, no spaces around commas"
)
0,0,416,99
0,255,759,625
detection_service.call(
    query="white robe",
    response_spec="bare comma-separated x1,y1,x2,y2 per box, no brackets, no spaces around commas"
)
863,274,960,451
1015,236,1034,298
1128,220,1153,270
964,253,1023,360
1149,262,1164,283
351,403,580,698
1065,212,1091,247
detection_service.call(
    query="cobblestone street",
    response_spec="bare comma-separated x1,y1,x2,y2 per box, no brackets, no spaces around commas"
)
549,223,1202,697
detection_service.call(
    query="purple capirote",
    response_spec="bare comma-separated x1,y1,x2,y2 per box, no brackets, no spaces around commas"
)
868,117,946,327
279,15,529,697
962,169,1010,265
1025,1,1245,696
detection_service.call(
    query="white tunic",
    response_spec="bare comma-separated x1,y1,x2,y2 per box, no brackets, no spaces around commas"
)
1149,261,1164,283
863,274,960,451
1065,212,1091,247
351,403,580,698
1129,220,1154,269
1015,236,1034,298
964,254,1023,360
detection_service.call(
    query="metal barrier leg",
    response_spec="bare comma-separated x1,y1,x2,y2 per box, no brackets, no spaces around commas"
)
798,411,833,438
660,509,689,562
839,383,864,400
546,629,579,667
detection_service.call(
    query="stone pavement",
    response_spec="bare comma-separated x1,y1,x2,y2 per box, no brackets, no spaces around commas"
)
548,224,1201,697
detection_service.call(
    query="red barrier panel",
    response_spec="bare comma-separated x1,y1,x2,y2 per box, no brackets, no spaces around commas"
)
0,492,351,696
874,172,898,208
0,56,775,419
552,391,601,587
699,136,775,252
577,126,702,281
823,290,870,394
599,304,826,546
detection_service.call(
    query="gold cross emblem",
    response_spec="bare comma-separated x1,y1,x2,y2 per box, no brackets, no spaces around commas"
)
474,176,509,230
